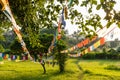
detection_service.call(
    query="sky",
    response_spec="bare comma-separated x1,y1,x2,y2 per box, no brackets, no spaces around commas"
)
64,0,120,41
65,0,120,33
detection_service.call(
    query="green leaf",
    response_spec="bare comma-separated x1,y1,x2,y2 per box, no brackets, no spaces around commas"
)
106,22,113,28
96,4,101,10
117,22,120,28
92,0,97,5
100,0,104,3
88,8,92,13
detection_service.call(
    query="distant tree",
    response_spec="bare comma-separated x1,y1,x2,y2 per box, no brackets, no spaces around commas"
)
9,38,23,54
117,47,120,52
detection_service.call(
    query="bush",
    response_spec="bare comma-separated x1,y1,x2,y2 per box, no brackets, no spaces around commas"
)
82,52,120,60
82,53,95,59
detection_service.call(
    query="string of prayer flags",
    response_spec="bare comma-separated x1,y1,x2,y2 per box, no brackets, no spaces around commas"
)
77,42,83,48
57,8,66,40
48,7,67,53
48,29,57,53
64,6,68,19
61,38,91,53
61,8,66,29
0,0,32,60
0,0,9,11
69,37,105,58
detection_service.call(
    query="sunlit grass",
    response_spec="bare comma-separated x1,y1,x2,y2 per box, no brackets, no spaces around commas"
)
0,59,120,80
78,59,120,80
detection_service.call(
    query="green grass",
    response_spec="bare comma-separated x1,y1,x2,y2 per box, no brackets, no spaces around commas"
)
0,59,120,80
77,59,120,80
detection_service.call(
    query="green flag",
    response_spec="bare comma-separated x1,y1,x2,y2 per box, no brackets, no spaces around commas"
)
0,57,3,61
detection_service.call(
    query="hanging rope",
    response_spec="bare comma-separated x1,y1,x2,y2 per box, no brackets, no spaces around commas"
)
69,26,116,57
0,0,32,60
48,0,72,53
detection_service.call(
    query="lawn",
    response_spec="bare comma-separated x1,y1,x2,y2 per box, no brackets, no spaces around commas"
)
0,59,120,80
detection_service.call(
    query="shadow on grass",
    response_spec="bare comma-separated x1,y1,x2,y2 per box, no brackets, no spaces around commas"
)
70,58,85,80
0,70,78,80
83,69,114,80
17,71,75,80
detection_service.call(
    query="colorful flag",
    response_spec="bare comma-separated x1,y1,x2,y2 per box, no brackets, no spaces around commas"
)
94,40,100,48
90,45,94,51
6,54,9,59
16,55,20,60
85,49,88,54
100,37,105,45
2,53,4,58
1,1,32,60
3,54,7,59
12,55,16,60
0,0,9,10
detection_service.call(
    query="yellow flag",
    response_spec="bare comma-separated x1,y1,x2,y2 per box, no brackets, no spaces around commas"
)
0,0,9,10
85,49,88,54
94,41,100,48
17,55,20,60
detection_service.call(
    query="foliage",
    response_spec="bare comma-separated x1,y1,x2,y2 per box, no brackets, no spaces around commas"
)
38,33,53,53
1,30,15,49
117,47,120,52
0,0,46,48
0,0,120,44
9,38,23,54
82,51,120,60
0,0,120,51
9,33,52,54
0,44,5,52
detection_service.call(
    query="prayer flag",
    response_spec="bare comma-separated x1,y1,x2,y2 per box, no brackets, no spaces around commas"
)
0,53,3,61
3,54,7,59
2,53,4,58
0,53,2,57
100,37,105,45
6,54,9,59
1,0,32,60
85,49,88,54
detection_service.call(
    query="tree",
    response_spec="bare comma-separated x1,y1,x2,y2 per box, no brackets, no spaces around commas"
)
1,0,120,45
53,40,67,72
